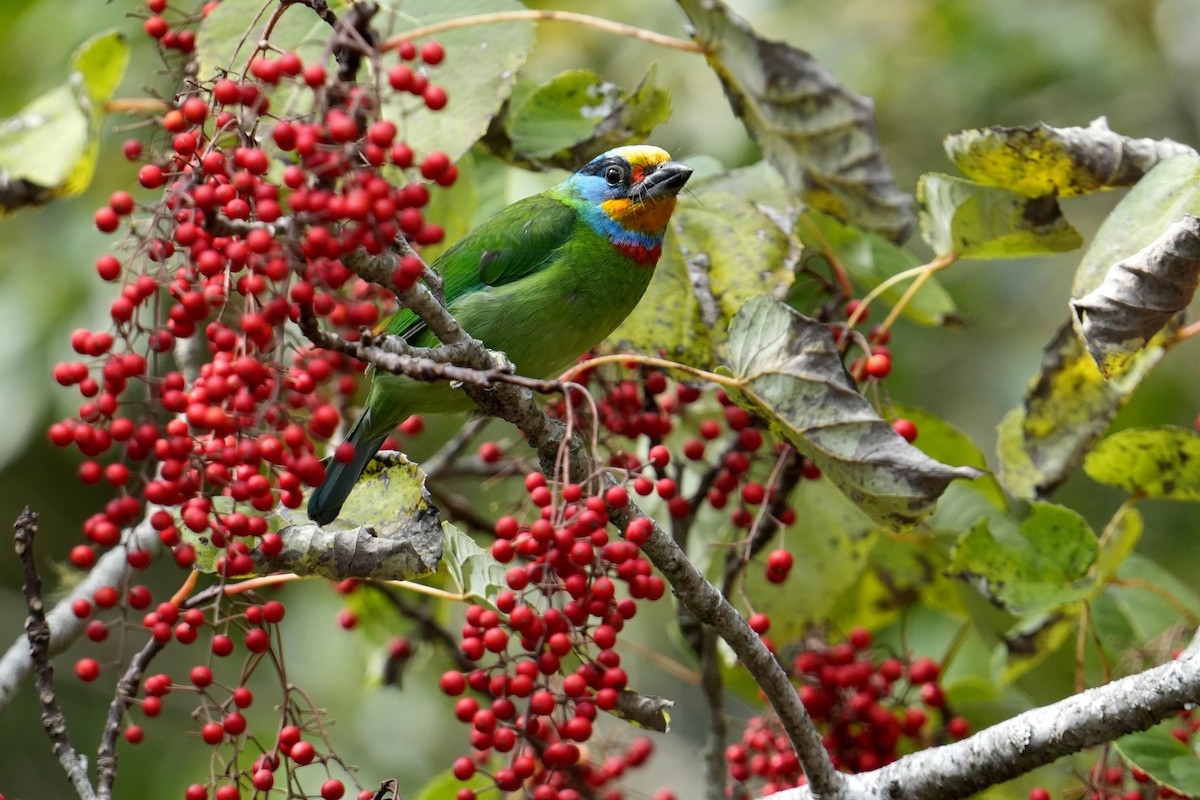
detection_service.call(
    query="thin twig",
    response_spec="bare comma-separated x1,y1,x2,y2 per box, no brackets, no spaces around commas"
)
15,508,98,800
699,628,730,800
96,636,167,800
378,10,704,54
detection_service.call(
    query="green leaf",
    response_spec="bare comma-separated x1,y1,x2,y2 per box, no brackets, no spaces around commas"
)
377,0,535,162
502,66,670,164
1085,426,1200,500
442,522,507,607
723,296,981,527
1116,724,1200,796
1111,553,1200,645
830,530,967,633
195,0,333,82
797,210,958,327
677,0,914,242
197,0,534,163
949,502,1097,615
944,118,1197,198
892,405,1005,510
1095,504,1143,584
0,30,128,212
412,766,492,800
745,476,876,641
918,173,1083,259
996,321,1173,501
606,187,793,369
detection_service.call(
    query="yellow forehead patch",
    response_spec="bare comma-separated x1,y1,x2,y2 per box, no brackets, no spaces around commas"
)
609,145,672,169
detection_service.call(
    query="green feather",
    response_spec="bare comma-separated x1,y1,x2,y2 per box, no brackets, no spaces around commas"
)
308,146,691,525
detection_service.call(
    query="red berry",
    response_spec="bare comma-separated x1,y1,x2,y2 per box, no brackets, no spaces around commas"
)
767,548,793,572
423,84,448,111
892,418,918,442
908,656,940,685
75,658,100,681
421,40,445,64
864,352,891,378
289,740,316,765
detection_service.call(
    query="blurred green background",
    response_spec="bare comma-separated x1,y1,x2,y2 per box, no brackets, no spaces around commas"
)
2,0,1199,797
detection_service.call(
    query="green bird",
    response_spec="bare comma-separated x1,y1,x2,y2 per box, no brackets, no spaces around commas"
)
307,145,692,525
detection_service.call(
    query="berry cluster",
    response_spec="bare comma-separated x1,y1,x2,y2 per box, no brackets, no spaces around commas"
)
727,630,966,795
72,576,357,800
55,2,465,797
435,472,673,800
55,0,455,576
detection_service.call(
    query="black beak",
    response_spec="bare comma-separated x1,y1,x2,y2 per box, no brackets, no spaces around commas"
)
631,161,693,202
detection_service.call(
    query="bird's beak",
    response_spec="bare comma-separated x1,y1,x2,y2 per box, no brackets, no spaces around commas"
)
631,161,693,202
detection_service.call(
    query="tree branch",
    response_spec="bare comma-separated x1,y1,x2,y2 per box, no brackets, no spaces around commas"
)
0,512,162,716
14,508,98,800
95,635,166,800
766,652,1200,800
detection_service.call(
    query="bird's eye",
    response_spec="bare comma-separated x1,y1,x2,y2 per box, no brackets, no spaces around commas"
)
604,165,624,186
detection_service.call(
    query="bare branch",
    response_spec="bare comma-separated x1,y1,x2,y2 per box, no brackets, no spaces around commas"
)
96,636,166,800
14,508,98,800
0,513,162,714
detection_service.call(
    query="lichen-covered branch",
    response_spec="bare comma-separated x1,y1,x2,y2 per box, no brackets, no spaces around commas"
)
765,652,1200,800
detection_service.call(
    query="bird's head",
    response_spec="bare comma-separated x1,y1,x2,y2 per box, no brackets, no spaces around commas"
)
558,145,693,266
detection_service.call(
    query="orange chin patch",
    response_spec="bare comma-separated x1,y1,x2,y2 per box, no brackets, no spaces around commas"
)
601,196,678,237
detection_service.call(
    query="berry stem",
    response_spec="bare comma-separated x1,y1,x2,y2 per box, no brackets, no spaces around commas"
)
379,10,705,54
560,353,739,391
381,580,468,603
854,251,959,334
799,212,856,301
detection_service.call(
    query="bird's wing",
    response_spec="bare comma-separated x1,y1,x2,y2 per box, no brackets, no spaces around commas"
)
382,193,578,341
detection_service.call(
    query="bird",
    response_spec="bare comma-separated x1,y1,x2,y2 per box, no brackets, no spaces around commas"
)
307,145,693,525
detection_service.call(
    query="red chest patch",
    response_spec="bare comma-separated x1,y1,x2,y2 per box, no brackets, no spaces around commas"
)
612,241,662,267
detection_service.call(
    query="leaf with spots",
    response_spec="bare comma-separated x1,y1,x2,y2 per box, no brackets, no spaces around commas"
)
1071,215,1200,379
1084,427,1200,501
996,320,1175,502
945,118,1197,198
677,0,914,242
722,296,982,528
918,173,1083,259
949,501,1097,615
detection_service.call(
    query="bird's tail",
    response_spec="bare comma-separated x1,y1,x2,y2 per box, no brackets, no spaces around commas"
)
306,412,387,526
